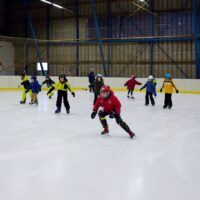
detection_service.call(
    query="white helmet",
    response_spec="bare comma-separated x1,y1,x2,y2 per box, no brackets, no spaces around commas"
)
148,75,153,80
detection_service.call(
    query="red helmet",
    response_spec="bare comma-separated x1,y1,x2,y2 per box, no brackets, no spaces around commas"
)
100,85,111,99
132,74,136,78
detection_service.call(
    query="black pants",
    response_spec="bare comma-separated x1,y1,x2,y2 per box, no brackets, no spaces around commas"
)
56,90,70,109
164,93,172,108
89,82,94,92
145,92,155,105
93,94,99,105
98,110,131,133
128,89,133,95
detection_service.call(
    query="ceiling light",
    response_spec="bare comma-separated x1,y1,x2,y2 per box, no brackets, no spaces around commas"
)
40,0,51,5
52,3,63,9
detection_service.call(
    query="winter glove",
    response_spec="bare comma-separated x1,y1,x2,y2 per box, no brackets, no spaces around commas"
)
25,89,30,93
176,89,179,93
91,111,97,119
109,111,115,119
160,89,162,92
72,92,75,97
140,88,142,91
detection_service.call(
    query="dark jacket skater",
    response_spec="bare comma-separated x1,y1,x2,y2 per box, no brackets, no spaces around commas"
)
92,74,104,105
42,75,55,99
88,70,95,92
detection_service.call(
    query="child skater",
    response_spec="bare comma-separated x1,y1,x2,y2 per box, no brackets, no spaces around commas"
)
92,74,104,105
91,85,135,139
124,74,142,99
19,72,31,104
29,75,41,105
47,74,75,114
140,75,156,106
160,73,179,109
41,75,55,99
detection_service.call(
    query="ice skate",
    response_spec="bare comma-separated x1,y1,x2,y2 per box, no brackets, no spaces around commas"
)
55,107,61,114
20,100,26,104
101,126,109,135
128,130,135,139
131,96,135,99
66,108,70,114
127,95,130,99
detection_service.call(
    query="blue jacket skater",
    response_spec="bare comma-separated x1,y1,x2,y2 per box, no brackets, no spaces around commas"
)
140,81,156,93
30,78,41,94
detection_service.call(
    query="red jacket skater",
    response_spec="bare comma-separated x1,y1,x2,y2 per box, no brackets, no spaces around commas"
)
124,77,141,90
93,90,121,115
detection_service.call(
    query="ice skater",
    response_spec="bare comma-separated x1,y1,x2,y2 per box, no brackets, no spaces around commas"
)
140,75,156,106
88,68,95,92
47,74,75,114
92,74,104,105
91,85,135,139
124,74,142,99
160,73,179,109
41,75,55,99
19,72,32,104
29,75,41,105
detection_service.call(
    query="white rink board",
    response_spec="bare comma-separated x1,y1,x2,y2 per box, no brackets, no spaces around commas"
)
0,76,200,93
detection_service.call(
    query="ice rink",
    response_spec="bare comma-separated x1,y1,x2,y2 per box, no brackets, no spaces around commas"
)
0,90,200,200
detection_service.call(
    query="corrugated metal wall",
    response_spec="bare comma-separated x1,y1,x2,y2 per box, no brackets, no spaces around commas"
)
0,0,196,78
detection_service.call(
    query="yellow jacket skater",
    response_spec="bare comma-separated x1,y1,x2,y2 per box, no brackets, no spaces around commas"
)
160,73,179,109
47,74,75,114
19,72,32,104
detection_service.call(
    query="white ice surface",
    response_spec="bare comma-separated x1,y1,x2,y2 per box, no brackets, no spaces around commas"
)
0,91,200,200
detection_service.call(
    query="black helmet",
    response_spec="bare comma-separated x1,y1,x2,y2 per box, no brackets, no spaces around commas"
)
21,72,26,78
46,75,50,79
59,74,66,82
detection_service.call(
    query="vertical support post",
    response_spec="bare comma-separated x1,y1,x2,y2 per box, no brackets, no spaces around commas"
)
89,0,107,77
192,0,200,79
107,0,111,77
76,0,80,76
46,5,50,74
4,0,10,36
149,0,154,75
22,0,45,76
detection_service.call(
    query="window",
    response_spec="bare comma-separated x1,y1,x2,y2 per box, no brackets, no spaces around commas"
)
37,62,48,71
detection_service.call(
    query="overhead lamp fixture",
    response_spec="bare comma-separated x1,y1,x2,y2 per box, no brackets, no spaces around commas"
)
52,3,63,9
40,0,51,5
40,0,76,12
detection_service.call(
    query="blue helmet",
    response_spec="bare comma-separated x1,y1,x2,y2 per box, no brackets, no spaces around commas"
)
31,75,37,80
165,73,171,79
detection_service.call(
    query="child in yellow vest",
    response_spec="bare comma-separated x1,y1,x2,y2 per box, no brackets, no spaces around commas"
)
160,73,179,109
47,74,75,114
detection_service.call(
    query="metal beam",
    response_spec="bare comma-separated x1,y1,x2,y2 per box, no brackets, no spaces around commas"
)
149,0,154,75
76,0,80,76
89,0,107,77
22,0,45,76
46,4,50,74
4,0,10,36
192,0,200,79
107,0,111,77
